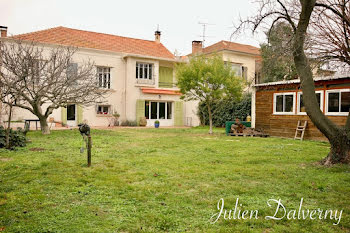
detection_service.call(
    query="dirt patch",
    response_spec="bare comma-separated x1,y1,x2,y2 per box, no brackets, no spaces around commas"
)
29,147,45,152
0,158,12,162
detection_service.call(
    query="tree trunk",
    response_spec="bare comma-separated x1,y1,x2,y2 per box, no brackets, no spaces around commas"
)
39,116,50,135
323,132,350,165
5,104,12,149
293,0,349,164
207,104,213,134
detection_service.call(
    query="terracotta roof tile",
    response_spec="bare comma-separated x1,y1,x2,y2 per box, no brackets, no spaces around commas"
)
11,26,175,59
191,40,260,56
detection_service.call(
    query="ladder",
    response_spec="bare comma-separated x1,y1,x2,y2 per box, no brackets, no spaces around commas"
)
294,120,307,141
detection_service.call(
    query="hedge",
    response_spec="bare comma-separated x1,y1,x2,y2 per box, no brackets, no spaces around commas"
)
0,126,27,149
198,94,251,127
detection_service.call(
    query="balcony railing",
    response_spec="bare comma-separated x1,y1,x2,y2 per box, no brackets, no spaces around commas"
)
158,82,177,88
136,78,155,85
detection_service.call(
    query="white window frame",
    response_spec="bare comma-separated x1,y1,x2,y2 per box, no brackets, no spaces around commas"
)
273,92,296,115
297,90,324,115
96,105,111,115
325,89,350,116
97,67,111,89
145,101,172,120
230,63,243,77
136,62,153,80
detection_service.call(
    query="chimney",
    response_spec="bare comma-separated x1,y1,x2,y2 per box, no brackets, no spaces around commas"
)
155,30,161,44
192,40,203,54
0,26,7,38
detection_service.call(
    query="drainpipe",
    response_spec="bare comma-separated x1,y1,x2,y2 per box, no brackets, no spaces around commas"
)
123,57,127,121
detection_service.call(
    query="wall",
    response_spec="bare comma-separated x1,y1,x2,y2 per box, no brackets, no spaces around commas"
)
184,100,200,126
72,49,125,127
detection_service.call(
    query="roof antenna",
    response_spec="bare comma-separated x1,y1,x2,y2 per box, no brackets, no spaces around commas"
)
198,21,214,47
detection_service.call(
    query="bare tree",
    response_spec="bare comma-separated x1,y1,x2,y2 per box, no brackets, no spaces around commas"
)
235,0,350,164
0,39,105,134
310,0,350,68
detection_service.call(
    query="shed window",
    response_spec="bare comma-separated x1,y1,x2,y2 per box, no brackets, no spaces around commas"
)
273,92,296,114
326,89,350,115
298,91,323,114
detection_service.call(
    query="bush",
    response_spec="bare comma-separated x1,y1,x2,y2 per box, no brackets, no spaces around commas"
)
120,120,138,127
0,126,27,149
198,94,251,127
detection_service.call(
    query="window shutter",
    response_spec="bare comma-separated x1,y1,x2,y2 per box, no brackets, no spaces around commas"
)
159,67,173,88
77,105,83,124
174,101,184,126
243,66,248,80
61,107,67,125
136,99,145,126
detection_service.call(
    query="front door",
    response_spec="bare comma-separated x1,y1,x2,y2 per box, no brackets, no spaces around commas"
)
145,101,174,126
67,104,76,127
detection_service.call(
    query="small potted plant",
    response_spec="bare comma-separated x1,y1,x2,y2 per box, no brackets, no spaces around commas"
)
154,120,160,128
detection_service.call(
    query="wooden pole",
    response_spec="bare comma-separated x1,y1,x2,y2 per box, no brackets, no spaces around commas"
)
87,135,91,167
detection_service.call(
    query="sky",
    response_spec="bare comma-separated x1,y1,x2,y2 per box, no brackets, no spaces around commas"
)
0,0,266,55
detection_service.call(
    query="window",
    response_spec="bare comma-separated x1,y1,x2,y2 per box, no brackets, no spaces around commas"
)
97,67,111,89
231,63,242,77
31,59,46,77
97,105,111,115
326,89,350,115
136,62,153,80
297,91,323,114
67,63,78,80
145,101,172,119
273,92,296,114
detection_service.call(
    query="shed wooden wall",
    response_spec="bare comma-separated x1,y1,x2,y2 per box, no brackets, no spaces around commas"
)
255,87,347,141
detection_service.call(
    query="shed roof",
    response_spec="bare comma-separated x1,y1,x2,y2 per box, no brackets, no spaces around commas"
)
254,74,350,87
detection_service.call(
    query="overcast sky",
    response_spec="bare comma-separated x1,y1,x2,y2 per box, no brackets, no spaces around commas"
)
1,0,266,55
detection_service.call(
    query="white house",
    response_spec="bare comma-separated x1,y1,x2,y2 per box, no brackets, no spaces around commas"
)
2,26,200,127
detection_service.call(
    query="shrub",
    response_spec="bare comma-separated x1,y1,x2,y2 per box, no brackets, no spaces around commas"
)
0,126,27,149
198,94,251,127
120,120,138,127
139,117,147,127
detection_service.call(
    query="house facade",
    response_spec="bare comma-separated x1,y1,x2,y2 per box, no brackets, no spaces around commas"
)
252,75,350,140
188,40,261,89
3,26,200,127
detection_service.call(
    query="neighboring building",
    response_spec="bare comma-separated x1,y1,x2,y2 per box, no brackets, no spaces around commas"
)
252,75,350,140
187,40,261,89
186,40,261,126
2,26,201,127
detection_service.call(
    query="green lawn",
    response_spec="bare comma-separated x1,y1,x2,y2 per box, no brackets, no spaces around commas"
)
0,127,349,232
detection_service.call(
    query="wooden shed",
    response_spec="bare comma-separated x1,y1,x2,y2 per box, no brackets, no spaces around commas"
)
251,75,350,141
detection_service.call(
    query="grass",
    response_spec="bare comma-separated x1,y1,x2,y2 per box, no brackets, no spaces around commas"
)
0,127,349,232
